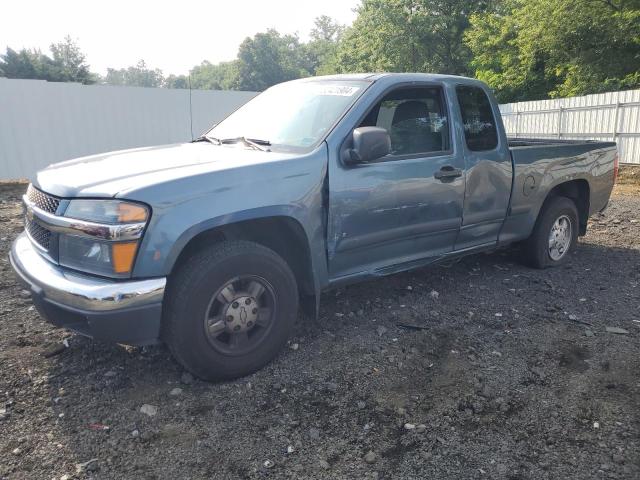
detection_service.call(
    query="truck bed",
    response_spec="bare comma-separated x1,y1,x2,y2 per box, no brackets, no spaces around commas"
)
499,137,617,246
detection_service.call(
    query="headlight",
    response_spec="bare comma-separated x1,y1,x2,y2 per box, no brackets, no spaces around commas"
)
64,200,148,224
58,200,149,278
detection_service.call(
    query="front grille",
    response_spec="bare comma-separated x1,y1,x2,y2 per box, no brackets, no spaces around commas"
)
26,219,52,250
26,184,60,214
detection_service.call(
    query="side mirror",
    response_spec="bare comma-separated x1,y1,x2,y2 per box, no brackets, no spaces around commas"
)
345,127,391,165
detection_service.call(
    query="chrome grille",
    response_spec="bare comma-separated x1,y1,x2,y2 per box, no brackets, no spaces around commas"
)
26,219,52,250
26,184,60,214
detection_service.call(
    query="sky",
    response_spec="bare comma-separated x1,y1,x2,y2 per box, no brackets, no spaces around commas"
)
2,0,361,76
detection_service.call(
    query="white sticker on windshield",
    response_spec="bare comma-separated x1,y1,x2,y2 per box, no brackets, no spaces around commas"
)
316,85,361,96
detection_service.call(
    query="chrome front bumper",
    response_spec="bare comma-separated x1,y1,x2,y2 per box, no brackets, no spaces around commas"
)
10,232,166,345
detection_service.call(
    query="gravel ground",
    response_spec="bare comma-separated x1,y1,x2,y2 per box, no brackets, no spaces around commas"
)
0,181,638,480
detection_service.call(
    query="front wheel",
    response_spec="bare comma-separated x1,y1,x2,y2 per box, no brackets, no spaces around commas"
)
163,240,298,381
522,196,579,269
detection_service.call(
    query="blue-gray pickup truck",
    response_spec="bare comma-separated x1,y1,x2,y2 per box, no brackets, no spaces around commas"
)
10,73,618,380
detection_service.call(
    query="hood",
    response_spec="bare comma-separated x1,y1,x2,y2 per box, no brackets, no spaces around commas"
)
35,142,301,198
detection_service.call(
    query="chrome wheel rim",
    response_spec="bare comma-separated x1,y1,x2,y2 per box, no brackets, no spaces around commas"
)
548,215,572,261
203,275,275,356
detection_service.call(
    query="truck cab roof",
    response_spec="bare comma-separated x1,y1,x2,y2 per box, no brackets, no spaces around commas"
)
292,72,485,86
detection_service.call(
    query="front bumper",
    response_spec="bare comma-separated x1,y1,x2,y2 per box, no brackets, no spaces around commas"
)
9,232,166,345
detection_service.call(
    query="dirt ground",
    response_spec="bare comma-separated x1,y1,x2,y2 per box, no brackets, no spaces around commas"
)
0,175,638,480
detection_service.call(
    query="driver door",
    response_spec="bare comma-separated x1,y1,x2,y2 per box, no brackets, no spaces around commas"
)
327,84,466,280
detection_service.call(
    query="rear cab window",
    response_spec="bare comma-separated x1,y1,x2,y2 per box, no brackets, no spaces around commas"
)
359,86,451,159
456,85,499,151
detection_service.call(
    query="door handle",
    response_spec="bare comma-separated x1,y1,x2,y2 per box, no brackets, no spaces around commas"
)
434,166,463,180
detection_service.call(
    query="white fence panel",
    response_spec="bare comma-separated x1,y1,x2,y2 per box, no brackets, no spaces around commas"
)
0,78,257,180
500,89,640,164
3,80,639,180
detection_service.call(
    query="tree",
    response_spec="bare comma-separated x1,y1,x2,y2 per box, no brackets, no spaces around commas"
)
189,60,240,90
0,37,94,84
333,0,494,75
103,60,164,87
236,29,309,91
48,36,94,84
304,15,345,75
164,74,189,89
466,0,640,102
0,48,43,79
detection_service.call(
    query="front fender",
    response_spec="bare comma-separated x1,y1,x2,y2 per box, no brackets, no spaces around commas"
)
129,147,329,296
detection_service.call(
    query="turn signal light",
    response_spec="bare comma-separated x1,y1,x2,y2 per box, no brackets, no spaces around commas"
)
112,242,139,273
117,203,148,222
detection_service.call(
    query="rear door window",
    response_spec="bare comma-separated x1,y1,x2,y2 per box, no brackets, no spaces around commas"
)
456,86,498,151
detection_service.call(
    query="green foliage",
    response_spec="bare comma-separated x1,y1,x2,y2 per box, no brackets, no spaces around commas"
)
466,0,640,102
304,15,346,75
163,74,189,89
4,7,637,101
0,36,95,84
333,0,494,75
189,61,239,90
235,29,309,91
103,60,164,88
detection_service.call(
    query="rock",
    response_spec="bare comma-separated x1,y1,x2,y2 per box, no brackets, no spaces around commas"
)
60,475,71,480
169,388,183,396
41,343,66,358
356,309,364,316
140,404,158,417
290,343,299,351
263,460,274,469
585,329,595,337
376,326,388,337
404,423,416,430
364,451,377,464
0,407,8,420
396,407,406,416
416,424,427,433
429,290,439,300
19,289,30,299
131,429,139,437
326,382,338,392
612,453,625,464
103,370,117,377
180,372,194,385
357,401,366,409
76,458,99,473
287,445,295,454
319,459,330,470
12,447,21,455
606,326,629,335
309,428,320,440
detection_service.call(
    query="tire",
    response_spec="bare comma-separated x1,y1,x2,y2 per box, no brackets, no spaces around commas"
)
522,196,579,269
163,240,298,381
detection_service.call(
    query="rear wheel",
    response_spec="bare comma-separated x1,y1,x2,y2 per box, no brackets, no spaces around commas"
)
522,196,579,269
163,240,298,381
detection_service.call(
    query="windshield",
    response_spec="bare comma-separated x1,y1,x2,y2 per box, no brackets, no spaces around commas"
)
205,80,369,152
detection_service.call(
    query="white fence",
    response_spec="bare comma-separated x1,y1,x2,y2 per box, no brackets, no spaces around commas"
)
0,78,257,180
2,80,639,180
499,89,640,164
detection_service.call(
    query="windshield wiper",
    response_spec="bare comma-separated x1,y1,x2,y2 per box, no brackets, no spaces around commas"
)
193,135,271,151
193,135,221,145
220,137,271,151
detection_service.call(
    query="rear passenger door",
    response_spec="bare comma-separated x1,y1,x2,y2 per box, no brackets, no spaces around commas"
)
454,85,513,250
327,84,466,279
